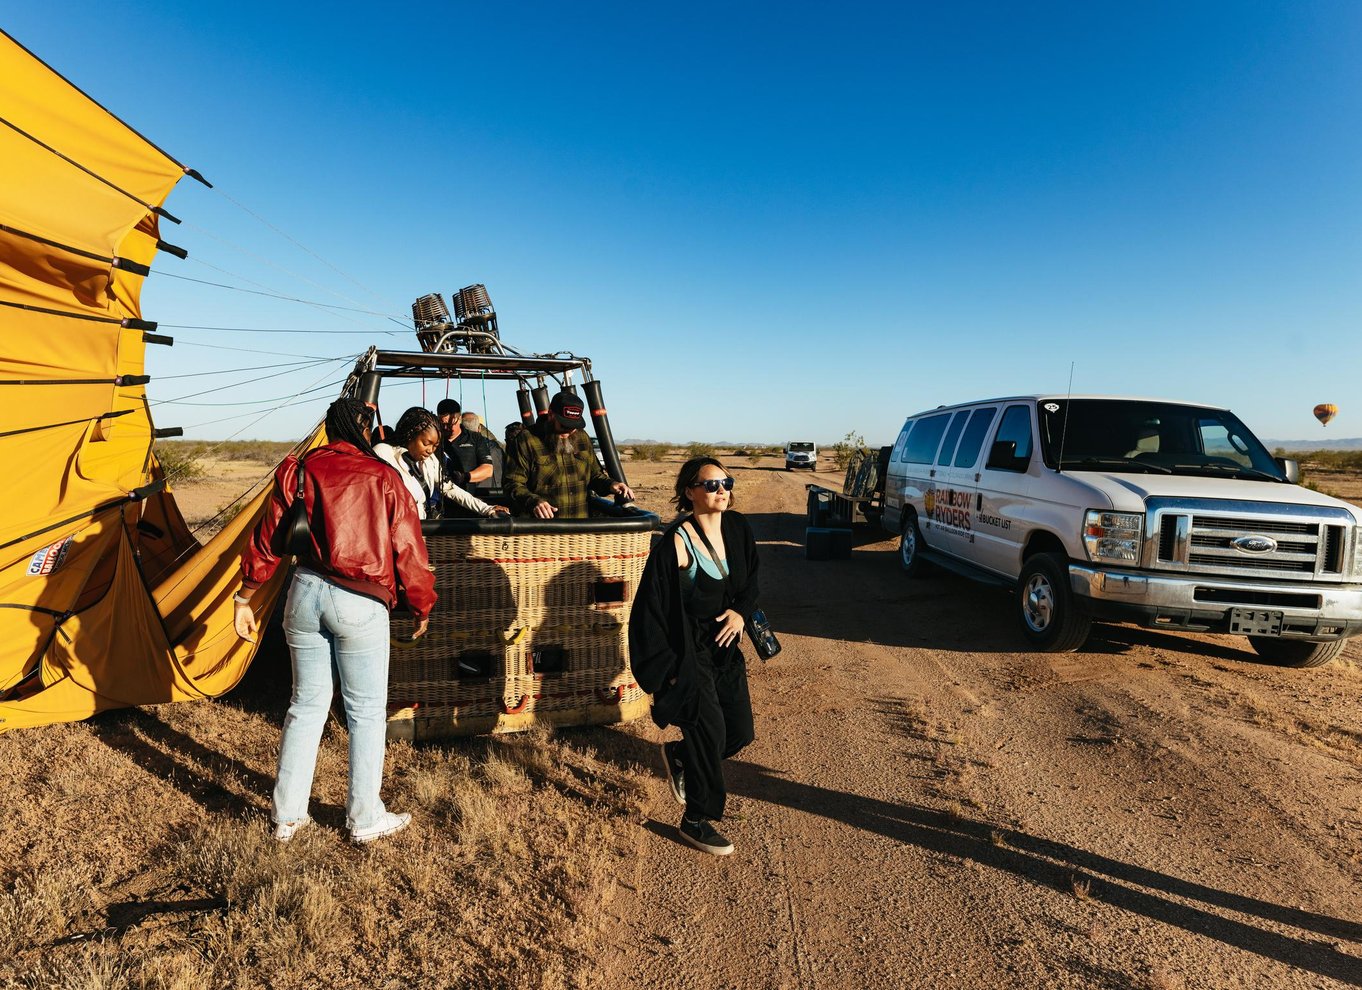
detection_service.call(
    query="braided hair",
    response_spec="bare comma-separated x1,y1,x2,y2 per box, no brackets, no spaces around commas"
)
324,398,379,458
393,407,440,448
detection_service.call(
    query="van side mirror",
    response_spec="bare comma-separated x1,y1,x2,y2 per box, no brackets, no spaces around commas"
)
986,439,1022,471
1275,456,1300,484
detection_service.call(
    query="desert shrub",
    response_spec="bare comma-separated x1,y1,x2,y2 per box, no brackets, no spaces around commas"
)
630,443,669,462
215,440,295,464
685,441,716,459
156,443,205,481
1301,449,1362,472
830,430,866,470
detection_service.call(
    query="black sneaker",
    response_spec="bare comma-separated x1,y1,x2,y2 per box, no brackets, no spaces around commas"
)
660,741,685,806
679,817,734,856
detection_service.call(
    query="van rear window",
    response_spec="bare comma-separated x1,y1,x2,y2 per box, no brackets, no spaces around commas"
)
902,413,952,464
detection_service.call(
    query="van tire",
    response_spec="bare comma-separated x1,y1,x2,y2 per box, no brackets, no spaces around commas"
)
1246,637,1346,668
899,514,928,577
1017,553,1091,652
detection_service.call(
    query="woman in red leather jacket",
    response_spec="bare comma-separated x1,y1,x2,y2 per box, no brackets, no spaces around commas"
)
233,398,436,845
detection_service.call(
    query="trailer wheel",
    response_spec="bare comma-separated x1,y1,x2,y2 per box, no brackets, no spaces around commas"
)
899,513,928,577
1017,553,1091,652
1246,637,1347,668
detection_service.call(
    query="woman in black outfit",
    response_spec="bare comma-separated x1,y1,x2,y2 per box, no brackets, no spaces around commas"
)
629,456,761,856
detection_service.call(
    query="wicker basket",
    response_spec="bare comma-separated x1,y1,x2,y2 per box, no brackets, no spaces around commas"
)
386,528,653,740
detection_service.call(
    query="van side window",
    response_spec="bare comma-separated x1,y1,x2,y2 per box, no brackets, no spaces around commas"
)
987,405,1033,472
891,422,912,462
935,411,970,466
903,413,952,464
953,407,998,468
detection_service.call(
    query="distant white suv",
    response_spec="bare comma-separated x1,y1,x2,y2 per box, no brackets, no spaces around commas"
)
882,395,1362,666
786,441,817,471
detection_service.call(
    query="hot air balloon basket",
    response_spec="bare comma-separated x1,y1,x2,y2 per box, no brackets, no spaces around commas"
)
385,529,653,740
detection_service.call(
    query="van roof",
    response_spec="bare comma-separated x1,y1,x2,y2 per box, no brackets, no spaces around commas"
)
902,394,1229,421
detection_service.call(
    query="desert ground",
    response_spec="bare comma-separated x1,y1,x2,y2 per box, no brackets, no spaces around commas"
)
2,447,1361,989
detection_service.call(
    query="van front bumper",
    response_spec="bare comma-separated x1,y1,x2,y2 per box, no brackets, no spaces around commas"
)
1068,563,1362,641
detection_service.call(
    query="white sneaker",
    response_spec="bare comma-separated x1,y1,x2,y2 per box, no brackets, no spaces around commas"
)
273,816,311,843
350,811,411,845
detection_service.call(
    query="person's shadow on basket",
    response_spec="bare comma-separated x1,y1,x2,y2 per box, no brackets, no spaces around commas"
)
387,534,517,731
528,559,631,719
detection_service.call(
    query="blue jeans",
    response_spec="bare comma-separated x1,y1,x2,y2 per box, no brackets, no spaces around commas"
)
272,569,392,832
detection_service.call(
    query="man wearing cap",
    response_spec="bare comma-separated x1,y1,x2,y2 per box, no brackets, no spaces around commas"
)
505,391,634,519
435,398,495,508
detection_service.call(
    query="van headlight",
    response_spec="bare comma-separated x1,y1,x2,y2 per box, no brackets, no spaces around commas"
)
1084,510,1143,563
1353,526,1362,577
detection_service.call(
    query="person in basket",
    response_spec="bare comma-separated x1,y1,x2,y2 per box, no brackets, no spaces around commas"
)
435,398,495,511
628,457,762,856
504,390,633,519
233,398,437,846
373,407,508,519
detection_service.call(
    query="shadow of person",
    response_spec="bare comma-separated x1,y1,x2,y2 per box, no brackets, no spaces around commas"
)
530,558,629,716
86,706,288,820
727,760,1362,985
387,532,518,730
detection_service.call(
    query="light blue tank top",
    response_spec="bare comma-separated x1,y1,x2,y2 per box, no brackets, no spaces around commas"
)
678,523,726,593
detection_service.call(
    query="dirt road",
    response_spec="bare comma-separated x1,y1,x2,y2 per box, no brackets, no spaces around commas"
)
595,464,1362,989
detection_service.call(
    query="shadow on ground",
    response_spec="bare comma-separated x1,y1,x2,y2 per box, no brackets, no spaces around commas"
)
726,760,1362,986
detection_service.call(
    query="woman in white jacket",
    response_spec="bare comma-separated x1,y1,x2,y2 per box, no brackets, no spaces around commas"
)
374,407,509,520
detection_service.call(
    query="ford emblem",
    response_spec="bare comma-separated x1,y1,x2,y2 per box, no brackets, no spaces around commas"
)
1231,535,1277,554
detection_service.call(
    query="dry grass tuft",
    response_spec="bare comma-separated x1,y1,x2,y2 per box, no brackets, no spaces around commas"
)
1144,961,1186,990
0,864,98,957
1069,872,1094,900
0,698,656,988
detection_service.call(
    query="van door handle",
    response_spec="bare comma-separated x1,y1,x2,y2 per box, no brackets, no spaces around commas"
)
929,469,935,478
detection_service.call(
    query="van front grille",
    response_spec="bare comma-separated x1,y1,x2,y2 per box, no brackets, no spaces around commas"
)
1193,587,1321,608
1185,513,1320,576
1158,516,1179,560
1324,525,1346,573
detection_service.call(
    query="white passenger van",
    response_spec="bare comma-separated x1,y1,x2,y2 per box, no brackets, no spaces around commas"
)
882,395,1362,666
785,441,818,470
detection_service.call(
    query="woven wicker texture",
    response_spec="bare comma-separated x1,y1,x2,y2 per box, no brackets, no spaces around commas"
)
387,530,652,738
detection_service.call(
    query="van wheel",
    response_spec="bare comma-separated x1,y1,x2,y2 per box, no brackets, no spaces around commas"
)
899,514,928,577
1246,637,1346,668
1017,553,1091,652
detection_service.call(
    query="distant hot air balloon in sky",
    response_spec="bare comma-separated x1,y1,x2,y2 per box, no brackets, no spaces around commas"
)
1313,403,1338,427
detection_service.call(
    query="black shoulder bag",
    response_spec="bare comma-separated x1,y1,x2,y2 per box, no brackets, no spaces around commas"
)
281,454,313,556
687,519,781,662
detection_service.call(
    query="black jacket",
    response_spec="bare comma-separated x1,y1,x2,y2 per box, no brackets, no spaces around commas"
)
628,511,760,727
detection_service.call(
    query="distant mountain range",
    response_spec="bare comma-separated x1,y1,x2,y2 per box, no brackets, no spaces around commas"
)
1266,437,1362,452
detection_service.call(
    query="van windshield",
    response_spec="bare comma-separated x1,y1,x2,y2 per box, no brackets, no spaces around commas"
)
1037,399,1288,481
788,442,815,451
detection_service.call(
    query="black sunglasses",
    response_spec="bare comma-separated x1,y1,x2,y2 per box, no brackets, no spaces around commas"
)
688,477,735,494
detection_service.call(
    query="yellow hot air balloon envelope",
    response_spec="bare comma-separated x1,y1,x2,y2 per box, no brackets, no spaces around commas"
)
1314,403,1338,427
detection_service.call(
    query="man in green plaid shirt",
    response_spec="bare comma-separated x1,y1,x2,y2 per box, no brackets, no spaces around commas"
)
505,391,634,518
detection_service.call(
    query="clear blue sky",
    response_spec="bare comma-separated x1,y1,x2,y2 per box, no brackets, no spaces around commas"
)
9,1,1361,445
